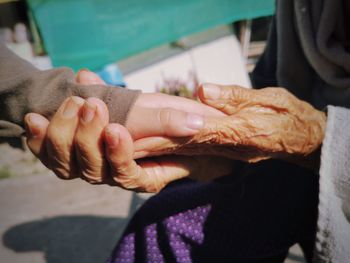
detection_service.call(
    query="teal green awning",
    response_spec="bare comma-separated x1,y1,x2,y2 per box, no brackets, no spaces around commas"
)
27,0,275,71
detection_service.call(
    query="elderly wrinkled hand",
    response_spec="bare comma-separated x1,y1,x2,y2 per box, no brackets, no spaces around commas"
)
24,71,233,192
134,84,327,169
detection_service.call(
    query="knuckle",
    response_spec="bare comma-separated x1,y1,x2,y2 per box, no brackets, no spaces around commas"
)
274,87,289,96
53,166,71,180
47,126,68,152
81,171,103,184
260,87,296,107
263,87,279,93
77,158,106,184
48,153,71,177
47,124,61,141
275,88,296,104
270,87,290,97
113,176,138,190
111,165,151,192
227,86,238,100
107,153,131,170
73,134,85,149
115,159,131,170
227,85,247,103
159,108,173,131
73,136,93,158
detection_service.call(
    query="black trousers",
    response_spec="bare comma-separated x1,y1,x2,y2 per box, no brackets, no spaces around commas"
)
111,159,319,263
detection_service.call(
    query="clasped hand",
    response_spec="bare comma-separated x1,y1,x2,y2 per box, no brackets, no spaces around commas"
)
135,84,326,166
24,71,326,192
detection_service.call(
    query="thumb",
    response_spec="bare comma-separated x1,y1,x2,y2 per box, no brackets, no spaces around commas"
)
104,124,194,192
126,106,204,140
24,113,50,167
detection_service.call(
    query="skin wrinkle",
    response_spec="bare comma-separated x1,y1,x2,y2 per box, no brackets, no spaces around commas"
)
112,162,145,191
75,137,106,182
46,141,70,178
46,136,79,180
52,166,70,180
78,151,107,184
139,160,164,192
138,157,186,192
157,107,170,135
25,79,326,192
136,86,326,170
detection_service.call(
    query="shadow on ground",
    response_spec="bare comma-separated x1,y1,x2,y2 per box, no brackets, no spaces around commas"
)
2,193,145,263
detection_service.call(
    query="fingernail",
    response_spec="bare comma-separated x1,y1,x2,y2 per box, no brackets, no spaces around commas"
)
203,84,220,100
25,114,42,138
81,101,96,123
78,69,102,84
186,113,204,130
62,96,84,119
105,127,120,148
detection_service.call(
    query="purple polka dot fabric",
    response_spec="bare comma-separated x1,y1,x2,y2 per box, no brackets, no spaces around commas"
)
112,233,135,263
107,160,319,263
108,205,211,263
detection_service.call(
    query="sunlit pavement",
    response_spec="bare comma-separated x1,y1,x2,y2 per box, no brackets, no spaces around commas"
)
0,145,305,263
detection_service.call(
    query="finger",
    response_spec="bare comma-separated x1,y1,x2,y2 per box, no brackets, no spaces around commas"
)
74,97,109,184
104,124,146,190
198,83,254,114
105,124,231,191
126,106,205,139
133,136,178,159
24,113,50,166
76,69,106,85
135,113,276,163
137,156,233,186
137,155,197,185
198,83,295,115
105,124,184,192
136,93,225,117
132,116,227,159
45,96,85,179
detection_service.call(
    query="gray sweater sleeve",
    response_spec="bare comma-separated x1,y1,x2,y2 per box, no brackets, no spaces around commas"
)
315,106,350,263
0,44,140,138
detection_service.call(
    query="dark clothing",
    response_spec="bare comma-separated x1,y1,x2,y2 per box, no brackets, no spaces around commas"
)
109,160,319,263
252,0,350,110
111,0,350,262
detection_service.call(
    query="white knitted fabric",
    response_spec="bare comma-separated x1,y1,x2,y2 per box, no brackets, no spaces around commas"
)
315,106,350,262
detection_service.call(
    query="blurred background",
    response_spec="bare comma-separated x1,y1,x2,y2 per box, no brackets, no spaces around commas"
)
0,0,305,262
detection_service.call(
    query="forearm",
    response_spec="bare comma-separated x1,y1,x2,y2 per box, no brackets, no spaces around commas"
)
0,44,140,139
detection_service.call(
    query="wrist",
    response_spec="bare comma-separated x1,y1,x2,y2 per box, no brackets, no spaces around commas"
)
281,110,326,172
